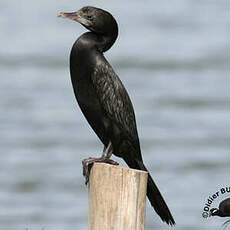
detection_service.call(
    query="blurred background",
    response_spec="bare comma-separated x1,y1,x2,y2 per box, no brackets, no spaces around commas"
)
1,0,230,229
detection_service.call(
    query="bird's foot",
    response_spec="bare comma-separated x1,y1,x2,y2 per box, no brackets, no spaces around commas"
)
82,157,119,185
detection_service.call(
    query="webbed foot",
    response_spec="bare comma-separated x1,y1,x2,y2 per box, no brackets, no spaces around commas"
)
82,157,119,185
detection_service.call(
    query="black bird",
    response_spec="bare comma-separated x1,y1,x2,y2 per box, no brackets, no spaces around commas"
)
58,6,175,225
210,198,230,217
210,198,230,228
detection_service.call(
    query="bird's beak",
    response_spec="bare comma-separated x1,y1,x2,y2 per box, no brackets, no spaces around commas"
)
58,10,92,27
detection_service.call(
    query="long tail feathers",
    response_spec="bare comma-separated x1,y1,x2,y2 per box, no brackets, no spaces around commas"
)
123,156,175,226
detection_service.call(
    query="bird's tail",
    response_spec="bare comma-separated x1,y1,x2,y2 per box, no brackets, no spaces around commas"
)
123,156,175,226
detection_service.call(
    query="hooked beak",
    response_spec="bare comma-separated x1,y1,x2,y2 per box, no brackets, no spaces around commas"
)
58,10,92,27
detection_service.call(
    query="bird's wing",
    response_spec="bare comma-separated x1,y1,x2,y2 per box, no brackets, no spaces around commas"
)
91,59,139,142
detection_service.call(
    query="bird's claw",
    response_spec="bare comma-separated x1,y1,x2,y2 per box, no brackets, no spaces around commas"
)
82,157,119,185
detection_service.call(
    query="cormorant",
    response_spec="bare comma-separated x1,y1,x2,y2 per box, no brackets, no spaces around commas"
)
210,198,230,217
210,198,230,227
58,6,175,225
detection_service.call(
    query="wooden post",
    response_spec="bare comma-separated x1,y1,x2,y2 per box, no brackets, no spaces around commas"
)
88,163,148,230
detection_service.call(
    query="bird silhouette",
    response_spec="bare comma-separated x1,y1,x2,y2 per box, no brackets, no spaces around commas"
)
210,197,230,228
58,6,175,225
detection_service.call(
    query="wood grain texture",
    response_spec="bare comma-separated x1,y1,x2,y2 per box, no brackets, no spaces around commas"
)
88,163,148,230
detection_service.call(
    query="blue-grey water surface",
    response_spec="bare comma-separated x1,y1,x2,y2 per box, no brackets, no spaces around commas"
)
1,0,230,229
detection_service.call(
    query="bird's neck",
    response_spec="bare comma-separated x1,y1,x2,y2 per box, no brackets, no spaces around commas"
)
76,30,118,53
98,33,117,52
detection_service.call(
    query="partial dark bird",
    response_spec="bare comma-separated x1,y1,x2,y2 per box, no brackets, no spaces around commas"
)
210,198,230,228
210,198,230,217
58,6,175,225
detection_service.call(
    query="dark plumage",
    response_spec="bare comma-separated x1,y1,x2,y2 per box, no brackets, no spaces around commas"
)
210,198,230,217
58,6,175,225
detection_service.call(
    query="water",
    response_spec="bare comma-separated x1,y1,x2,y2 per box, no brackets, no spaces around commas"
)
1,0,230,229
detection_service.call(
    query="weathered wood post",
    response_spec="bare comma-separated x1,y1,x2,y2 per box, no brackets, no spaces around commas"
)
88,163,148,230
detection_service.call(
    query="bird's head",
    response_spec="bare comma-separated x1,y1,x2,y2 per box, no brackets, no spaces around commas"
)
210,208,219,216
58,6,118,36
